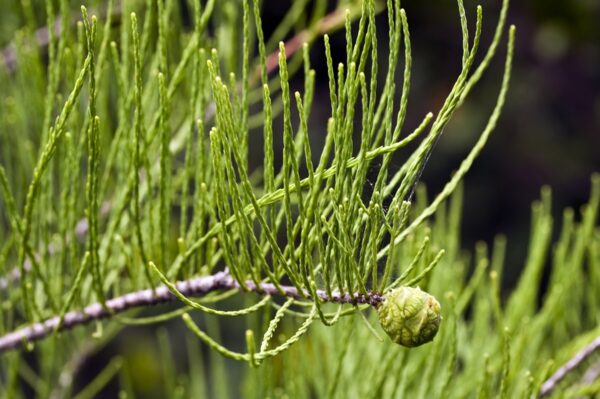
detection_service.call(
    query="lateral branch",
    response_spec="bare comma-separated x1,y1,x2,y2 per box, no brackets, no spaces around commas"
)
0,271,383,353
539,335,600,397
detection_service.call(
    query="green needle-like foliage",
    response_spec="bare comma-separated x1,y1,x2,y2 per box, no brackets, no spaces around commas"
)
0,0,598,397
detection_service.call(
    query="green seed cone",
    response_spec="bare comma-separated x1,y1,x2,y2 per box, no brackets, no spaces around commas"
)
377,286,442,347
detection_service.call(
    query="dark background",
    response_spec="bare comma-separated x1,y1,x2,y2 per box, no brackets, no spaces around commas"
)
404,0,600,286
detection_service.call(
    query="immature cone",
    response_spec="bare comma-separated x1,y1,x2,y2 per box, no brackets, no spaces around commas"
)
377,286,442,347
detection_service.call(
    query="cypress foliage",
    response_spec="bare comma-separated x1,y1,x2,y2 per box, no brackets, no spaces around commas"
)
0,1,598,397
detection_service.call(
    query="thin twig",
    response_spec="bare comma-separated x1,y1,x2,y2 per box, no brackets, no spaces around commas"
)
1,19,62,73
0,271,383,354
50,340,95,399
539,335,600,397
261,7,347,78
255,2,386,81
0,200,111,293
0,260,32,291
581,359,600,385
1,3,121,74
